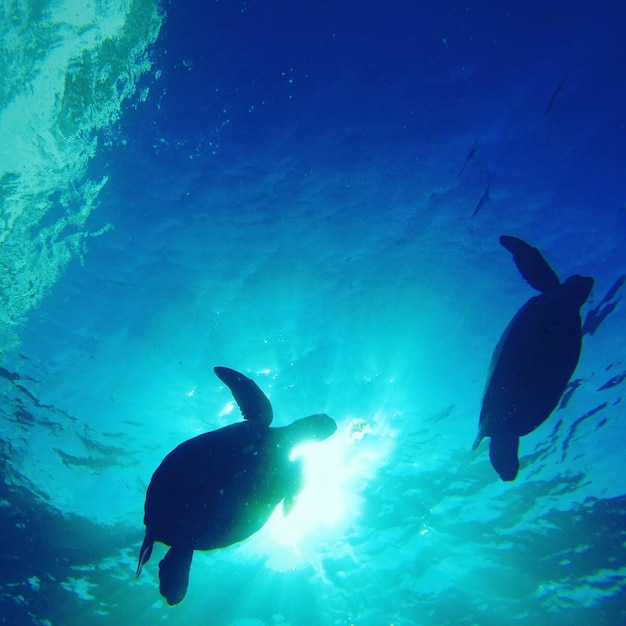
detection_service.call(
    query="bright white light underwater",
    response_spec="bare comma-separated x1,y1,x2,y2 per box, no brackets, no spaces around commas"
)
233,416,394,573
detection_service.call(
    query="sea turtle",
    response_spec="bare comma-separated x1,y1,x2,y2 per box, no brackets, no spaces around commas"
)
473,235,594,481
136,366,336,605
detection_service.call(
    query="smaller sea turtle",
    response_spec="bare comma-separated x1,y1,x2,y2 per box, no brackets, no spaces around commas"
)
136,366,336,605
473,235,594,481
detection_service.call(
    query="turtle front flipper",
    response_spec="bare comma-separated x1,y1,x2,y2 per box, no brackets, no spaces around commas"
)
214,366,273,426
500,235,560,293
159,546,194,606
489,434,520,481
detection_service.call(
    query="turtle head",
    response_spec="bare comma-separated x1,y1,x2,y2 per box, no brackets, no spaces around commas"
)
563,275,594,308
286,414,337,446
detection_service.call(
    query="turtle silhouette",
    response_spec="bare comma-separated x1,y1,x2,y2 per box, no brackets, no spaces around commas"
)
473,235,594,481
136,366,336,605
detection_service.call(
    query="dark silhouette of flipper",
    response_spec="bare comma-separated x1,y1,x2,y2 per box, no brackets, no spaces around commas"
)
499,235,560,293
214,366,273,426
489,435,520,482
159,546,194,606
136,533,154,577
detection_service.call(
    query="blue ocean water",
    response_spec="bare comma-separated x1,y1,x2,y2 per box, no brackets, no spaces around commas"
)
1,0,626,624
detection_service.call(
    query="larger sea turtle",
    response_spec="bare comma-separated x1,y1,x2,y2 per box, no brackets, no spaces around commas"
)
136,366,336,605
473,235,594,481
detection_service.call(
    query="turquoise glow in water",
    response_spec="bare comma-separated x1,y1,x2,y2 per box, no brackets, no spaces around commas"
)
1,1,626,624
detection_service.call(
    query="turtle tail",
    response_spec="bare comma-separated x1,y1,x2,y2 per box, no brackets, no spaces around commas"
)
471,423,485,450
136,533,154,577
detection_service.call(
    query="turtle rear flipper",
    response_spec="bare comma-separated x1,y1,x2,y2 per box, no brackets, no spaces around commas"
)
489,434,520,481
136,533,154,577
159,546,194,606
471,432,484,451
